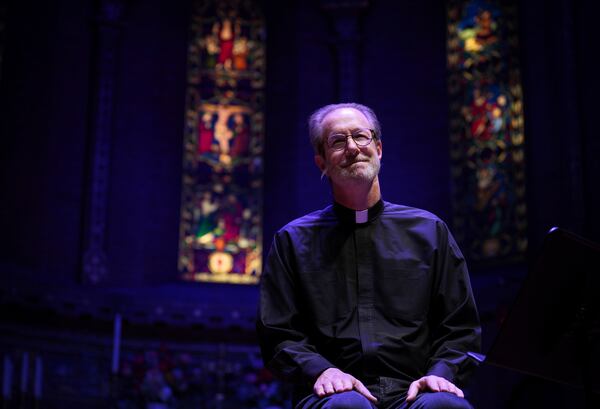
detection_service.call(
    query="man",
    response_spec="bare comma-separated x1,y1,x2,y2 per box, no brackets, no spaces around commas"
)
257,103,481,408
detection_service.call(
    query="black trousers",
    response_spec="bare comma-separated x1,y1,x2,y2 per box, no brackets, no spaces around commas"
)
295,391,474,409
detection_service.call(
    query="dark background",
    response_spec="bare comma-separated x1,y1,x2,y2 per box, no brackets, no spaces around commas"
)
0,0,598,407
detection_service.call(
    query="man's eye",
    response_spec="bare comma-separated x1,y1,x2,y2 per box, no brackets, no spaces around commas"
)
330,137,346,147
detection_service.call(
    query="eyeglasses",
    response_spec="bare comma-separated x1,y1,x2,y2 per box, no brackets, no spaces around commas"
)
326,128,376,151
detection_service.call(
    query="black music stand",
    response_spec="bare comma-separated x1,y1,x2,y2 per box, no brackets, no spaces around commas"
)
478,227,600,407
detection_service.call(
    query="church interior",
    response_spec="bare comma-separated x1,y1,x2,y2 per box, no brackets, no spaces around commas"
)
0,0,598,408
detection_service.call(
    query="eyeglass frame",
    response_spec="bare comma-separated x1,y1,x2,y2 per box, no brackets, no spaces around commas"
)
325,128,378,151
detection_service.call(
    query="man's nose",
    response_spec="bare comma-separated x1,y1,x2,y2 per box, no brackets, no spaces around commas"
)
345,136,360,154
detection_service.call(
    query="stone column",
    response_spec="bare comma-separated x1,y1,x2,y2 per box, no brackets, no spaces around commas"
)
321,0,369,101
82,0,126,284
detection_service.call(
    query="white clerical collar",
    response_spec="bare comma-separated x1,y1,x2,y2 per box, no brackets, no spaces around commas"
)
332,199,384,225
355,209,369,224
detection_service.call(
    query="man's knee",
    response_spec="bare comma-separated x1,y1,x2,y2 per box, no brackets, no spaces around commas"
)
319,391,375,409
324,391,374,409
410,392,473,409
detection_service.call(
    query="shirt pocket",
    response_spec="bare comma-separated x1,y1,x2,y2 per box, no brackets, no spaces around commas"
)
377,265,431,320
300,270,351,325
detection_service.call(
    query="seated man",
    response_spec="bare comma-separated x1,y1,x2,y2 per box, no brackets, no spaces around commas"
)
257,103,481,408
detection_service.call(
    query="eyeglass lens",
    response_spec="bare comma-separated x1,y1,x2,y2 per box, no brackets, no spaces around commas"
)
328,129,373,150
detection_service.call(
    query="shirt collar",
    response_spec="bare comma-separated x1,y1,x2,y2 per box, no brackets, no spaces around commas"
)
333,199,384,225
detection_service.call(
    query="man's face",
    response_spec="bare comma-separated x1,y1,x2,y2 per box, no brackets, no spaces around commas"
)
315,108,382,186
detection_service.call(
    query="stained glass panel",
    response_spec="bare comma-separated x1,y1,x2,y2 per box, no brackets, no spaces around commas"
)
446,0,527,262
178,0,265,284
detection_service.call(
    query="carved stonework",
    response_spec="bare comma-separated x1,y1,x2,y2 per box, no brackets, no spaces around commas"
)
82,0,126,284
321,0,369,101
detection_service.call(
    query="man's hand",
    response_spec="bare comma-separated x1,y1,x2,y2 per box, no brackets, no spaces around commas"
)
313,368,378,403
406,375,464,402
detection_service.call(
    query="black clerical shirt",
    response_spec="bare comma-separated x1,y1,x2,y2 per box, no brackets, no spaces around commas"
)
257,200,481,401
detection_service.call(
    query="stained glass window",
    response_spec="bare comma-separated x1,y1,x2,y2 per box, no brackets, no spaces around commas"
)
446,0,527,262
178,0,265,284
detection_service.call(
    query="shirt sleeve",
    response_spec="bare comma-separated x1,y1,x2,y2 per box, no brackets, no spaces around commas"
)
256,231,335,384
425,220,482,386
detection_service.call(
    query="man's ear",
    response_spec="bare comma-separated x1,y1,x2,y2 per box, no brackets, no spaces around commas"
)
314,154,326,173
376,139,383,160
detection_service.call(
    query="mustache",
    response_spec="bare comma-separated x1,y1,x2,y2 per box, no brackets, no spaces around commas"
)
321,156,370,180
340,155,369,168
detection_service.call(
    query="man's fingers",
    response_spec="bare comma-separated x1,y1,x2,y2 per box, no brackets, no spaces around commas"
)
314,381,334,396
405,376,466,402
313,369,378,402
447,383,455,393
405,380,420,402
447,382,463,397
314,384,325,397
323,382,335,395
436,379,464,398
352,379,378,403
333,379,351,392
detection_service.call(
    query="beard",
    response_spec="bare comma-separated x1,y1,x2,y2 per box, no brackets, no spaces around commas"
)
327,154,381,184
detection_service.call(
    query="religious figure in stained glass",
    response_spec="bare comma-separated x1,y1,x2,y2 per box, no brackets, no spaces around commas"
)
179,0,265,284
447,0,527,262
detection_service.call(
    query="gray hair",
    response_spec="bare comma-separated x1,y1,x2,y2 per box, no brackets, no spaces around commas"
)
308,102,382,155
